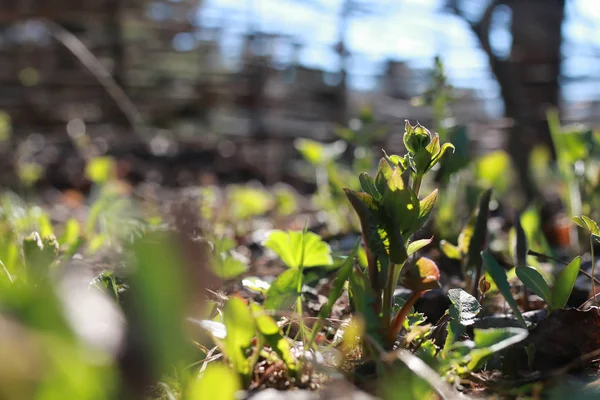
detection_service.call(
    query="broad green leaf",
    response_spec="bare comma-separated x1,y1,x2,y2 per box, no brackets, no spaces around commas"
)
223,298,256,379
467,327,528,370
407,238,433,256
382,168,420,235
263,230,333,269
211,251,249,279
515,267,552,304
551,256,582,309
447,288,481,326
482,251,527,328
264,269,301,310
444,289,481,354
375,158,394,194
359,173,381,201
440,240,461,260
187,363,241,400
228,186,273,220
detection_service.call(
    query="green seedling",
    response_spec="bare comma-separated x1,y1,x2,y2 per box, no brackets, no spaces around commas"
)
343,121,453,348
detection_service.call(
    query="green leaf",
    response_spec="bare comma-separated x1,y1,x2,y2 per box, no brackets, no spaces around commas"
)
407,238,433,256
223,298,256,379
444,289,481,353
467,189,492,272
382,150,407,170
211,250,249,280
344,189,391,289
318,250,356,320
264,269,301,310
263,230,333,269
59,218,80,248
187,364,241,400
447,288,481,326
359,173,381,201
85,156,114,184
551,256,582,310
515,267,552,304
482,251,526,328
583,215,600,236
514,214,529,268
467,327,528,370
382,168,420,235
375,158,394,194
406,189,438,237
440,240,461,260
250,303,298,373
458,213,477,255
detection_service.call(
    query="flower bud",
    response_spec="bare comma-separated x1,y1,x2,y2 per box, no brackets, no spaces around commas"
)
403,120,431,154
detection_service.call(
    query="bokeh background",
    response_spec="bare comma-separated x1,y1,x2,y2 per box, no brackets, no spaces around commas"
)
0,0,596,195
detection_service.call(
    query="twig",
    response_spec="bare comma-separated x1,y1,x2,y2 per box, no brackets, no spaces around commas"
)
39,18,148,140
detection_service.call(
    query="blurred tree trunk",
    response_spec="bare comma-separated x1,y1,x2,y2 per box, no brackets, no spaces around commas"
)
451,0,565,203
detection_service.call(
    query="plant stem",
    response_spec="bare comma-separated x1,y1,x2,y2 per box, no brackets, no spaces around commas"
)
591,234,597,308
387,291,422,346
412,174,423,196
382,263,396,331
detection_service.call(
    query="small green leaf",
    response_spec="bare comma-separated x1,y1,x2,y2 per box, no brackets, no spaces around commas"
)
440,240,461,260
263,230,333,269
187,363,241,400
515,267,552,304
375,158,393,194
382,150,407,170
482,251,527,328
318,249,356,320
467,327,528,370
264,269,302,310
359,173,381,201
294,138,346,165
407,238,433,256
223,298,256,379
406,189,438,236
551,256,582,310
582,215,600,236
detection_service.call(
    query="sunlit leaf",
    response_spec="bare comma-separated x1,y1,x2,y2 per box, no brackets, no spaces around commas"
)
263,230,333,269
402,257,440,292
223,297,256,380
187,363,241,400
551,256,582,310
264,269,301,310
440,240,461,260
407,238,433,256
516,267,552,304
